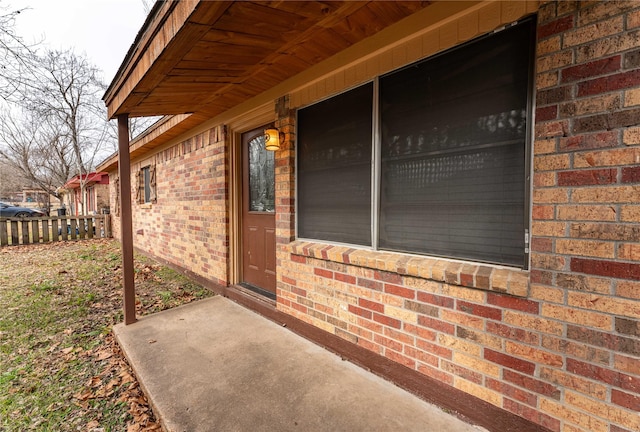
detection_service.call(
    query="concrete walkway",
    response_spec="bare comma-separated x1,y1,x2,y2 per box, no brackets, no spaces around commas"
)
114,296,487,432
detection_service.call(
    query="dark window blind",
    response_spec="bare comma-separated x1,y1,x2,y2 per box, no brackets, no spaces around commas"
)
379,20,534,266
297,83,373,245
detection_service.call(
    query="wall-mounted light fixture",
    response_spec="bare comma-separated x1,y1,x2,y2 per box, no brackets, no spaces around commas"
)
264,128,284,151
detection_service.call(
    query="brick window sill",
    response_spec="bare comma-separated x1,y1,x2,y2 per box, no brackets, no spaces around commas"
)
286,240,530,298
139,203,152,209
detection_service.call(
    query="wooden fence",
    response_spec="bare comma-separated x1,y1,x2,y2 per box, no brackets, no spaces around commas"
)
0,215,112,247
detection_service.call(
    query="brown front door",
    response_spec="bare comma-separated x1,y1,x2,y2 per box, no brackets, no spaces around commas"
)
241,126,276,295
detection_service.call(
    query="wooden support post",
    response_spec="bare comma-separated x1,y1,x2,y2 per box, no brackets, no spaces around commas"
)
118,113,136,325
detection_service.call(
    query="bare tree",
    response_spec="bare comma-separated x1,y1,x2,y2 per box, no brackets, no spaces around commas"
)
0,3,118,215
0,46,113,215
104,115,162,156
24,49,111,214
0,108,73,210
0,157,25,200
0,3,40,102
141,0,154,14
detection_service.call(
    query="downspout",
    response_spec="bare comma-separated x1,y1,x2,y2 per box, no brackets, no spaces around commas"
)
118,114,136,325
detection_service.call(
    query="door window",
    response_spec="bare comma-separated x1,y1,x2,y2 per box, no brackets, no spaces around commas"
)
248,135,275,212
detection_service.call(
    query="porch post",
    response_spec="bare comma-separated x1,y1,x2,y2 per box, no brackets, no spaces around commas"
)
117,113,136,325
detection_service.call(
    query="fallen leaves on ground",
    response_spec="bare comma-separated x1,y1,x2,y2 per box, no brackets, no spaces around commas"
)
0,239,213,431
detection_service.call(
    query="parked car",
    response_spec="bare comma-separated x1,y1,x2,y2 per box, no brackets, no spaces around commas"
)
0,202,46,218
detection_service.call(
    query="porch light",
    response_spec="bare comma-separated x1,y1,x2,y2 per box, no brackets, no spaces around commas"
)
264,128,284,151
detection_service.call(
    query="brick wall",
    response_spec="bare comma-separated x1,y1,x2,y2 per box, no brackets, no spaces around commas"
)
106,1,639,430
108,179,120,239
276,2,640,431
95,184,109,212
531,1,640,430
109,125,229,286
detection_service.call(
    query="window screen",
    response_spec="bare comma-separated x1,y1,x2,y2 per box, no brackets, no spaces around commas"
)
297,83,373,245
379,20,533,266
295,19,534,267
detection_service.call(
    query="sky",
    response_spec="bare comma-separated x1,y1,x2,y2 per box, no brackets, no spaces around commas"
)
11,0,150,83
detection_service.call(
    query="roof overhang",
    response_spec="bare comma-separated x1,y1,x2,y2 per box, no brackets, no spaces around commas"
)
103,1,432,122
61,172,109,190
96,114,195,172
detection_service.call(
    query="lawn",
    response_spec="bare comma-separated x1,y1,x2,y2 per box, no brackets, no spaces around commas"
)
0,239,214,431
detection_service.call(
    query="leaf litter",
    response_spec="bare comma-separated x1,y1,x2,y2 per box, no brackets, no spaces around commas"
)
0,239,213,431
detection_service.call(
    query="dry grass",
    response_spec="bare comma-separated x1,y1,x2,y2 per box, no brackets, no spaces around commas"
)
0,239,214,431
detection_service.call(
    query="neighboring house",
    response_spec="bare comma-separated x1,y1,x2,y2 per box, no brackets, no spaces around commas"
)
60,172,110,215
0,188,60,215
12,189,56,213
15,189,49,205
98,2,640,431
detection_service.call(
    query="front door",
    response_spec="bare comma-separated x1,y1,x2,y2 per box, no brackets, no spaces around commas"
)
241,126,276,295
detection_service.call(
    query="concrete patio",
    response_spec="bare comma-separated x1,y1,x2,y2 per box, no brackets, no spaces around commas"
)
114,296,488,432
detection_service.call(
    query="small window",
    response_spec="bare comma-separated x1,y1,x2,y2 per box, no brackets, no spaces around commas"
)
137,164,156,204
248,135,275,212
143,167,151,203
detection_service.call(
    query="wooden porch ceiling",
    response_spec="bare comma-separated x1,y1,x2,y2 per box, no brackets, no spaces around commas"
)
104,1,431,121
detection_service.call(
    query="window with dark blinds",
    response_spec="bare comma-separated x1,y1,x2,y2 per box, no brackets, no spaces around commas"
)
295,18,534,267
297,83,373,245
378,20,533,266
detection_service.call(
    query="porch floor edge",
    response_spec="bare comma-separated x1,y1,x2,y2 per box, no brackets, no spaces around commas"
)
112,296,489,432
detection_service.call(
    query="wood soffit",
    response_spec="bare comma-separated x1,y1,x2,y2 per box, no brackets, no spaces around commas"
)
104,1,432,123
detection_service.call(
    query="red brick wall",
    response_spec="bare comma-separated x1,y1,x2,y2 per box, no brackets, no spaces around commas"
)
107,1,639,430
109,125,229,286
275,2,640,431
531,1,640,430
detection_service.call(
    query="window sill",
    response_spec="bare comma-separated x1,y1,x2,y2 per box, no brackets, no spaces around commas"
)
140,203,152,209
286,240,529,298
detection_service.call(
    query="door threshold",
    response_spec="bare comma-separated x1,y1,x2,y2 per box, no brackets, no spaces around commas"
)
237,283,276,302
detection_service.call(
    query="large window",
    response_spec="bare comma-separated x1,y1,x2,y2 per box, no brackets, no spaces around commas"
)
296,18,534,267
